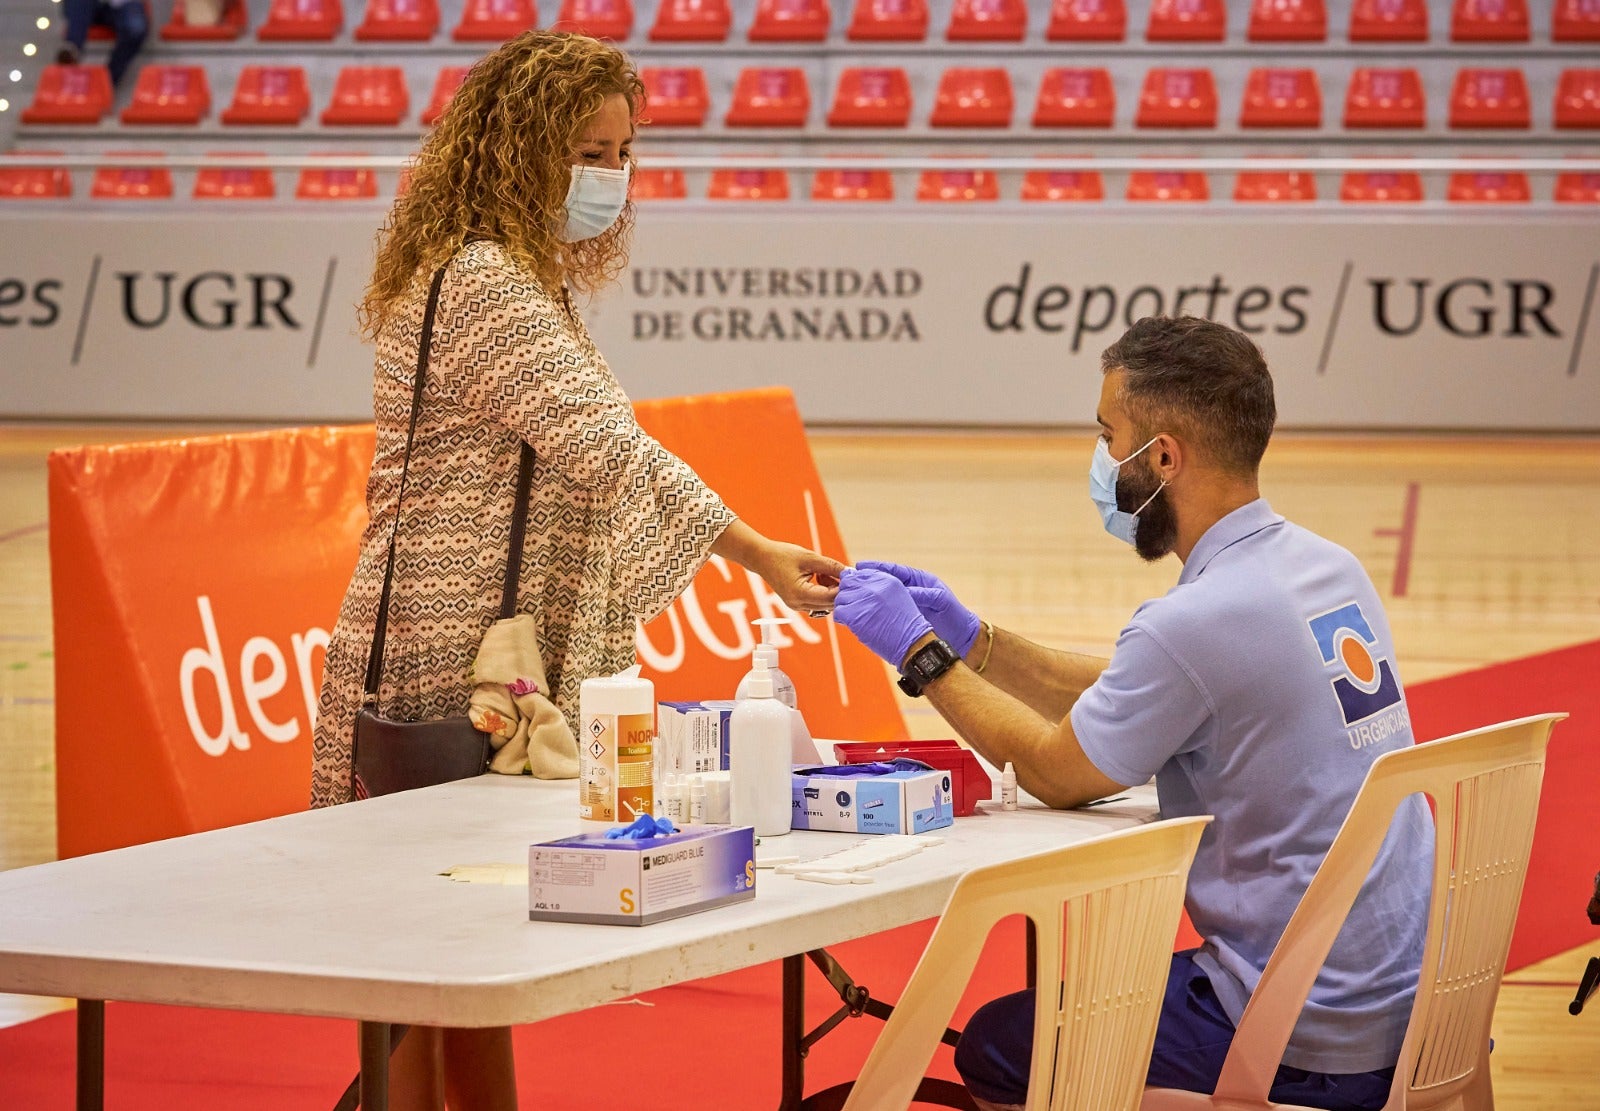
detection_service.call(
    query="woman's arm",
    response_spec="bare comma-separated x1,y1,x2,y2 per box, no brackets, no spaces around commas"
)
711,520,844,614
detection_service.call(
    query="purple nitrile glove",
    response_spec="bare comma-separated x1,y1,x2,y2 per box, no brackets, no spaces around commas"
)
856,560,981,658
834,567,935,669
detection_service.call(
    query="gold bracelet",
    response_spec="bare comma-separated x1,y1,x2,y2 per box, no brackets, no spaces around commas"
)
974,620,996,675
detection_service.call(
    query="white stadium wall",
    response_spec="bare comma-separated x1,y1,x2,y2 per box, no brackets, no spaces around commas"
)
1,209,1595,429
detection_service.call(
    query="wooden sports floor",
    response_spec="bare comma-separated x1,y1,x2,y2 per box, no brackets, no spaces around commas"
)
1,423,1597,1106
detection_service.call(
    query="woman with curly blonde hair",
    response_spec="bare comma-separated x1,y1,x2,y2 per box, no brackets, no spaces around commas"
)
312,30,841,1109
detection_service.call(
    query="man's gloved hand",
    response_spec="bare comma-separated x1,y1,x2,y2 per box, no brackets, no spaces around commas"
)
856,560,981,658
835,567,935,669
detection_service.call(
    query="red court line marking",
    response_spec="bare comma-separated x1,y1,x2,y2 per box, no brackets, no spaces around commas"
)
1373,482,1420,598
0,522,46,545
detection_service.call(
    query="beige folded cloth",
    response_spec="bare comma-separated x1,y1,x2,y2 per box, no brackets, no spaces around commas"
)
467,614,579,780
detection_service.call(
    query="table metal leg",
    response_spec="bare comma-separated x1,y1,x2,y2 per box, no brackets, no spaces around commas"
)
359,1020,391,1111
76,999,104,1111
780,954,806,1110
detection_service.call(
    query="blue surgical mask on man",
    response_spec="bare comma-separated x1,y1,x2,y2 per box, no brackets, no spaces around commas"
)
1089,436,1167,545
562,164,631,242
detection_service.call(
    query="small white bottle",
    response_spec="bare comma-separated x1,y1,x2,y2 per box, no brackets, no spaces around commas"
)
736,619,798,709
663,773,684,824
1001,762,1018,811
688,775,707,825
729,655,793,837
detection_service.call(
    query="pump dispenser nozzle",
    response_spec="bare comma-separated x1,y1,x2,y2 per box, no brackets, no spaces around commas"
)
738,619,797,709
743,653,776,699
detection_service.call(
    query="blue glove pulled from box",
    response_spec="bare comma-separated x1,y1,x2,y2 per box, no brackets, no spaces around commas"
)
604,815,679,840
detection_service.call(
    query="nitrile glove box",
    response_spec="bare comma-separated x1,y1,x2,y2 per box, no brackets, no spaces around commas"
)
790,764,955,836
528,825,756,926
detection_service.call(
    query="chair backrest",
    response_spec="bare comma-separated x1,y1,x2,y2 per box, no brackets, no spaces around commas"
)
1207,713,1564,1111
842,815,1211,1111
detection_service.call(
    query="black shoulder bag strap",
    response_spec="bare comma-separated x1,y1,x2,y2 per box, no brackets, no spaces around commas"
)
361,263,536,711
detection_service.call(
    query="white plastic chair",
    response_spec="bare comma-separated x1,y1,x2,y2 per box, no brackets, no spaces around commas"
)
1142,712,1566,1111
840,815,1212,1111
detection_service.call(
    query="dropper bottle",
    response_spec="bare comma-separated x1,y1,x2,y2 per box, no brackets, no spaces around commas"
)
737,618,798,709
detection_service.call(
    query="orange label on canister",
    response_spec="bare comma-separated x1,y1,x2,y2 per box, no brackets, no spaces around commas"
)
615,713,655,823
579,711,654,823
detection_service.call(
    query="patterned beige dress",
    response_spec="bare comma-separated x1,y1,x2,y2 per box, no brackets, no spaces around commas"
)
311,240,734,808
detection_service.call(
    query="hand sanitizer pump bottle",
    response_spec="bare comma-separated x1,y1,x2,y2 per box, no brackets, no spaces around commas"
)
737,619,797,709
729,655,792,837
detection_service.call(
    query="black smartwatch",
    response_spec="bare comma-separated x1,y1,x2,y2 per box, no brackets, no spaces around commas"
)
897,638,960,697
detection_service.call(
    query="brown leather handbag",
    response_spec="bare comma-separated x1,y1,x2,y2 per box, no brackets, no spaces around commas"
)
351,263,535,799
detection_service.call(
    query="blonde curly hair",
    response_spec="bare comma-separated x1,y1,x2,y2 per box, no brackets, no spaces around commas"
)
359,31,643,338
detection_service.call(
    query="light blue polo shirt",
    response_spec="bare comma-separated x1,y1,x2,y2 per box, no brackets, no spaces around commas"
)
1071,498,1432,1075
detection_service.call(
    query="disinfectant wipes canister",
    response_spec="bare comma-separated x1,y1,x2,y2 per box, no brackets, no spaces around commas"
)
579,666,655,823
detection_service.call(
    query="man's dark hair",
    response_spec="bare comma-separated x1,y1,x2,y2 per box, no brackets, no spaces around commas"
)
1100,315,1277,476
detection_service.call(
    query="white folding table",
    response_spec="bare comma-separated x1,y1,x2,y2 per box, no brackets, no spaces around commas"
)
0,774,1158,1110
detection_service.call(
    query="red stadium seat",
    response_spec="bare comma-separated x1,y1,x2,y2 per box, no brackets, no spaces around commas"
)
554,0,635,38
1447,171,1529,202
827,68,912,127
1032,67,1115,127
1449,68,1530,129
1146,0,1225,41
162,0,247,40
20,65,113,125
1247,0,1325,39
1046,0,1125,41
749,0,830,40
1239,68,1321,128
649,0,732,40
1127,170,1209,201
708,169,790,200
631,168,687,199
1339,172,1423,202
356,0,439,40
1343,68,1426,128
120,65,211,125
1553,0,1600,40
813,169,894,200
1135,68,1219,128
930,68,1014,128
640,67,710,126
946,0,1026,40
452,0,535,40
297,161,379,199
725,68,810,127
321,66,410,126
1021,169,1104,200
257,0,343,40
916,170,1000,201
221,66,311,126
194,156,276,199
1450,0,1528,41
1348,0,1427,40
421,66,470,125
0,152,71,199
91,154,174,199
1234,171,1317,201
1555,70,1600,129
846,0,927,39
1555,172,1600,202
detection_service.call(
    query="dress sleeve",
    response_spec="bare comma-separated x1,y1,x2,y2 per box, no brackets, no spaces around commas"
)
430,245,735,621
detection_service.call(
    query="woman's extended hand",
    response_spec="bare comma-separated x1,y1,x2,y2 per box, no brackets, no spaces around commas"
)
711,521,845,617
756,540,846,615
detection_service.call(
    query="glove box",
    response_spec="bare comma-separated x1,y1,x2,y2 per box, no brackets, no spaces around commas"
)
830,739,992,817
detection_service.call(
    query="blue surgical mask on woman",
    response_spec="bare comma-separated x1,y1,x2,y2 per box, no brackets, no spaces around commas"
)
562,164,631,242
1089,436,1167,545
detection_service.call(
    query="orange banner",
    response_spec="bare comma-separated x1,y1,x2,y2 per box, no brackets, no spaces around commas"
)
50,388,903,858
